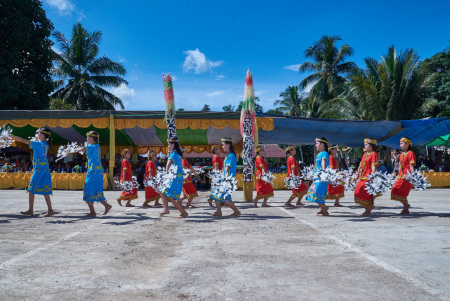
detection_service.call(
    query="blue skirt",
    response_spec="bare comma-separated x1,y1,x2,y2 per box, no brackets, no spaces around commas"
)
83,170,106,202
27,168,52,195
160,174,183,200
306,180,329,204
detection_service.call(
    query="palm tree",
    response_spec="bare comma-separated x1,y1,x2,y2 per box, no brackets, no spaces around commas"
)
273,86,308,116
51,23,128,110
299,35,357,104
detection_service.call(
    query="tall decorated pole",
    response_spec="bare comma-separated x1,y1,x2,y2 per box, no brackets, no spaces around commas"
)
163,74,177,142
240,69,256,202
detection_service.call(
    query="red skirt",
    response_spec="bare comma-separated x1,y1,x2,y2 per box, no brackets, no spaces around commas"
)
145,186,160,203
291,182,308,198
326,183,345,200
118,188,138,201
182,181,198,198
391,178,412,203
255,179,274,199
354,180,381,208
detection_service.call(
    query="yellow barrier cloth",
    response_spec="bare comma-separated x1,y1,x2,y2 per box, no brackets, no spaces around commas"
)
0,173,108,190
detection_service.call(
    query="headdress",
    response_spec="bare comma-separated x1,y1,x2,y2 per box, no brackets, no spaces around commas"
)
329,145,338,150
149,150,156,157
211,145,221,150
315,138,328,144
86,133,99,138
167,137,178,143
221,137,233,143
256,145,264,152
121,148,129,157
285,145,295,152
400,137,413,147
39,129,51,136
364,138,377,145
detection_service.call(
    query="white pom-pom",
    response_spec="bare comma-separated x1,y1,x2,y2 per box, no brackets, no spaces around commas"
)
342,170,358,191
56,142,84,161
211,173,238,199
114,180,134,193
156,165,178,193
364,171,395,195
193,167,205,175
315,167,344,186
183,168,191,179
300,166,314,181
405,170,431,191
0,125,14,148
284,175,302,189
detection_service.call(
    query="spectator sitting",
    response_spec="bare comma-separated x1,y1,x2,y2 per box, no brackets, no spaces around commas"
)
377,161,387,173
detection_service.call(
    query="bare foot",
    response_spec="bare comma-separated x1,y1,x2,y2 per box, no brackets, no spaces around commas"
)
229,212,241,217
253,199,258,207
158,210,170,216
154,202,162,207
103,204,112,215
400,209,410,215
125,204,135,207
84,213,96,217
20,210,33,216
176,213,189,218
41,210,54,217
317,210,323,215
296,202,305,206
284,202,295,207
317,211,329,216
186,205,197,209
207,199,213,207
334,203,344,207
360,211,372,216
143,203,152,208
211,211,222,217
262,204,271,207
117,199,122,206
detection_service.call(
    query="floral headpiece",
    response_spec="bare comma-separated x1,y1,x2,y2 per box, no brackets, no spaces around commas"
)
87,133,99,138
400,137,413,147
221,137,233,143
329,145,338,150
315,138,328,144
121,148,130,157
364,138,377,145
39,130,51,136
285,145,295,152
256,145,264,152
211,145,221,150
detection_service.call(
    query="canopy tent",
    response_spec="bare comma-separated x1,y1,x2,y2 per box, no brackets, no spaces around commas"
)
257,113,450,148
425,133,450,146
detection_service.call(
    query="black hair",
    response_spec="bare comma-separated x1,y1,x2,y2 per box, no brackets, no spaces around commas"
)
212,148,216,155
328,144,337,155
286,150,292,157
87,131,99,143
222,137,236,157
38,127,52,147
320,137,328,152
403,137,413,151
171,137,183,156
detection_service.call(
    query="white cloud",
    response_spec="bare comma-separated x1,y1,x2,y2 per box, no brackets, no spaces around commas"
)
206,90,227,97
171,76,178,81
183,48,223,74
216,75,226,80
283,64,301,72
77,10,86,21
110,84,136,100
45,0,75,15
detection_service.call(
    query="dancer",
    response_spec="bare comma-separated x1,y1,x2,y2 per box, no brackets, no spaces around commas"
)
10,128,54,217
158,137,188,218
179,148,199,209
206,145,223,207
143,151,161,207
354,138,379,216
306,138,330,216
391,137,416,215
252,145,274,207
117,148,138,207
80,131,112,217
211,137,241,217
326,145,345,207
284,145,308,207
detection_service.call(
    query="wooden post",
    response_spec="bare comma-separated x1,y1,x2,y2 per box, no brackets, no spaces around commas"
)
108,114,115,190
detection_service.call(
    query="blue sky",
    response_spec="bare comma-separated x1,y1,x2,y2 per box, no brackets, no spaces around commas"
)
43,0,450,112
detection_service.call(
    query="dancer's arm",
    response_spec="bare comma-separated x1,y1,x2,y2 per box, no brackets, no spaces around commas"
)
9,135,29,145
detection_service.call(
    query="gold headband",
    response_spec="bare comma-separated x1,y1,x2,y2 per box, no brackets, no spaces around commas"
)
315,138,328,144
400,138,413,146
211,145,221,150
285,145,295,152
149,151,156,156
167,138,178,143
121,148,129,156
329,145,338,150
256,145,264,152
87,133,99,138
364,138,377,145
221,138,233,143
39,130,50,135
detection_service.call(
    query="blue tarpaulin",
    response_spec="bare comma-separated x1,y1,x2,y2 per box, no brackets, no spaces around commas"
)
257,113,450,148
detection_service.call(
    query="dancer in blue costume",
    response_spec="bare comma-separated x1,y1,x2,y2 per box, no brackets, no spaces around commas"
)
10,128,54,217
79,131,112,217
306,137,330,216
158,137,188,218
210,137,241,217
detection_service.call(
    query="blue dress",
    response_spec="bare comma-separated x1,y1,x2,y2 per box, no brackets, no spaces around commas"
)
28,140,52,195
160,152,183,200
306,151,329,204
211,152,237,203
83,144,106,203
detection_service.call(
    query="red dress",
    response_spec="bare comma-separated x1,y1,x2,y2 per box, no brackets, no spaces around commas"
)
286,156,307,198
255,156,274,199
118,159,138,200
354,152,379,208
182,159,198,199
391,151,416,203
212,155,224,171
326,155,345,200
144,160,160,203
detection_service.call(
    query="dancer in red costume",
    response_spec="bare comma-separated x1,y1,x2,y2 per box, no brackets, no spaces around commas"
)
179,148,199,209
326,145,345,207
391,137,416,215
252,145,274,207
284,145,308,207
143,151,161,207
354,139,379,216
117,149,138,207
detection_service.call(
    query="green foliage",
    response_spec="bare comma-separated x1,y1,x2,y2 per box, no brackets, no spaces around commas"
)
201,104,211,112
0,0,54,109
51,23,128,110
177,108,185,111
273,86,308,116
222,104,235,112
236,96,263,112
49,98,76,110
265,108,284,115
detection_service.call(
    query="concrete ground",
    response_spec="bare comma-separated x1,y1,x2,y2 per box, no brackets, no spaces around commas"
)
0,188,449,301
